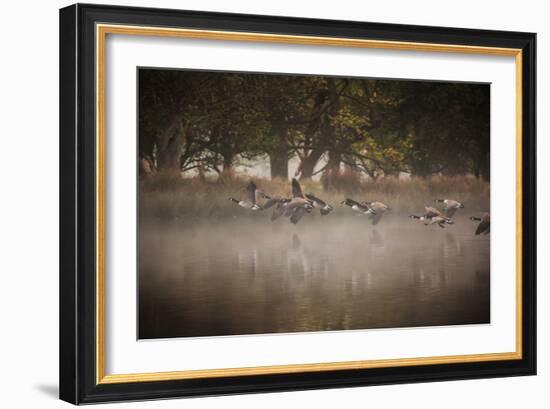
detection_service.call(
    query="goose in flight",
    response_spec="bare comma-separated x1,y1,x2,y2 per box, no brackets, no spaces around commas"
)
341,198,374,215
255,188,272,201
305,193,333,215
228,181,262,211
434,199,464,218
410,214,454,228
470,213,490,235
423,206,443,218
263,197,291,221
410,206,453,228
409,206,442,221
282,179,314,224
361,201,390,225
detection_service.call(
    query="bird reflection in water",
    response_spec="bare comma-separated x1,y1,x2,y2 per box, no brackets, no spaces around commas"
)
292,233,301,250
287,233,310,278
370,229,385,248
138,218,490,339
443,231,462,258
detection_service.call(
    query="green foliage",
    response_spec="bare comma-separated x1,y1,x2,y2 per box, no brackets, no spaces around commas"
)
138,69,490,183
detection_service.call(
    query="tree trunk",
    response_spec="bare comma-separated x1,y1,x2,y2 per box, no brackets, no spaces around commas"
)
270,148,288,180
268,117,289,180
222,151,234,174
321,150,341,190
156,118,187,176
197,165,207,182
297,148,324,179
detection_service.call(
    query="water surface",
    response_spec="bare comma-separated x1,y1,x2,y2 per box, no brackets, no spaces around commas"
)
138,215,489,339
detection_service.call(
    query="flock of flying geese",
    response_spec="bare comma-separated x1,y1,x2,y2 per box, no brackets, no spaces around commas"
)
228,178,490,235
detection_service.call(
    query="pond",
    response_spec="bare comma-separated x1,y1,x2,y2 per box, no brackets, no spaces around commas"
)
138,214,490,339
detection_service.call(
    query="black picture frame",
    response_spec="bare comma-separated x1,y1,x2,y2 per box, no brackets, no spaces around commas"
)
60,3,536,404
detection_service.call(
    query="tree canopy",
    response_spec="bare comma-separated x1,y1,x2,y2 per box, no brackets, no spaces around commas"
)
138,69,490,184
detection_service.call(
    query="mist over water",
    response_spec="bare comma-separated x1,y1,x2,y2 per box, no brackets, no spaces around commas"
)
138,213,489,339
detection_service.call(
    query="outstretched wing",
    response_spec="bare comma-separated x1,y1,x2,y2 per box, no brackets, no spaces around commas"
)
428,217,441,225
444,207,457,218
255,189,271,201
370,212,383,225
271,202,286,221
371,202,388,212
424,206,441,218
290,207,307,224
262,198,280,210
305,193,326,207
283,199,305,216
475,219,490,235
291,178,304,198
245,181,257,205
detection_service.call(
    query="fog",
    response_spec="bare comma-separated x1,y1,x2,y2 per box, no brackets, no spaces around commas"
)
138,214,489,339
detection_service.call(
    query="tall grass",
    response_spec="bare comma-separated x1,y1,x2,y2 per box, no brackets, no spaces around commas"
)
139,173,489,222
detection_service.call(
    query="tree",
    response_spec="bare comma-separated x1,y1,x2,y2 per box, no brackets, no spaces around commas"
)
139,70,227,176
139,69,490,184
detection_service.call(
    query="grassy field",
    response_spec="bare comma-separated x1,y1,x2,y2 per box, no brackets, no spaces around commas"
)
139,173,490,222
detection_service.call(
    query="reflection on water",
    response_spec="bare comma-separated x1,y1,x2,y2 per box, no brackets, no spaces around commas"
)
138,216,489,339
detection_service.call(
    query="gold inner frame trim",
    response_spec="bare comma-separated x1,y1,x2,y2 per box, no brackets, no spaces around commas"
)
95,23,523,385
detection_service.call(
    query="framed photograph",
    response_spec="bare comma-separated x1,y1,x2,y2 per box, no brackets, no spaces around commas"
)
59,3,536,404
